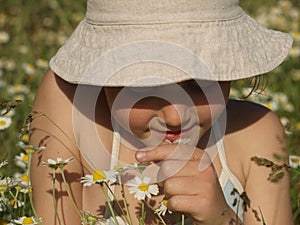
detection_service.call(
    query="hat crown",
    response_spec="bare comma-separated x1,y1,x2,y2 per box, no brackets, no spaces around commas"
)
86,0,242,25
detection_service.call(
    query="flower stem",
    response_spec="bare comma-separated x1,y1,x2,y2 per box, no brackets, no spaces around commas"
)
138,201,146,225
32,111,80,151
105,182,127,218
100,183,120,225
60,168,84,224
27,153,42,225
144,200,167,225
181,214,185,225
117,175,133,225
51,169,62,225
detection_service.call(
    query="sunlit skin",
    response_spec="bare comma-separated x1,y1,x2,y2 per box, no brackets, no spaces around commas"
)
30,70,293,225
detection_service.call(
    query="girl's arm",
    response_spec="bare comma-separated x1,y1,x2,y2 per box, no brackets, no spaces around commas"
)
233,102,293,225
30,69,83,225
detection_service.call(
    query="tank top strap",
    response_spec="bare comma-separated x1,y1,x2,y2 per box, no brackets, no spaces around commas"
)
107,130,121,200
111,130,121,170
213,121,244,193
213,121,244,221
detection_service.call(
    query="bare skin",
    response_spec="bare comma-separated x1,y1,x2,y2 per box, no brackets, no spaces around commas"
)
30,69,293,225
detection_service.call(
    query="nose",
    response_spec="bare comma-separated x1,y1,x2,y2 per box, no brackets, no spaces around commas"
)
157,103,188,128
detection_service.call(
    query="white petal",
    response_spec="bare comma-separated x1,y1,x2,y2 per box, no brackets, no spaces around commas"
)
143,176,151,184
134,176,143,184
135,191,146,200
148,185,159,195
128,186,138,194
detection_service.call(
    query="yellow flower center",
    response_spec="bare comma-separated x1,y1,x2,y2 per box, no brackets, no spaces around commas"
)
265,102,272,109
14,94,23,101
14,84,22,91
291,158,300,164
87,216,97,222
113,164,122,169
138,183,149,192
22,217,34,224
10,199,16,206
22,174,29,182
162,199,168,206
0,120,7,126
21,134,29,142
22,154,29,162
93,170,106,181
25,147,35,154
0,185,8,191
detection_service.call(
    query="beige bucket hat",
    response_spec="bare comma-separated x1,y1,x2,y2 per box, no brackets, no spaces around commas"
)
49,0,293,87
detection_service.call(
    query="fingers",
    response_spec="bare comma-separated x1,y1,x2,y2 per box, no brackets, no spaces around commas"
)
167,195,205,215
136,144,203,162
135,144,215,183
157,159,200,181
163,165,216,196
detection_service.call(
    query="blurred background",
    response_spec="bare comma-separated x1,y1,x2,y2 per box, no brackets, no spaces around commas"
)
0,0,299,223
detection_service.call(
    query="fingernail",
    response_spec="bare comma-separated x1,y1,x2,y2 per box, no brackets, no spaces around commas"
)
136,151,146,161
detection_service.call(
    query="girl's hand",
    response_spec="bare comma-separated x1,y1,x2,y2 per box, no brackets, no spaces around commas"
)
135,144,235,225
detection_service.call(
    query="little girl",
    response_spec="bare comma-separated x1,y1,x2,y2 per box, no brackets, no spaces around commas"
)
30,0,294,224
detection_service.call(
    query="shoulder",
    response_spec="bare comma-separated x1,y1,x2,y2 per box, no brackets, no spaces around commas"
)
226,99,284,136
31,69,79,152
225,99,287,179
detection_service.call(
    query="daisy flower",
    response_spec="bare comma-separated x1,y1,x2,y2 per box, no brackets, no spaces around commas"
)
13,216,40,225
42,157,74,170
0,197,9,212
13,94,25,102
0,116,12,130
18,174,30,186
127,176,159,200
156,199,172,216
0,159,8,168
14,152,29,169
263,100,279,111
18,141,46,154
20,133,29,143
0,108,15,117
0,177,17,191
3,59,16,71
7,84,30,95
14,172,31,193
35,58,48,69
9,198,25,209
81,169,118,186
0,31,9,44
289,155,300,169
80,210,106,225
19,45,29,54
22,63,36,75
18,183,32,194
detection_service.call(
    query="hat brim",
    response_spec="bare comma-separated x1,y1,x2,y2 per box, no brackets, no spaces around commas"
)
49,12,293,87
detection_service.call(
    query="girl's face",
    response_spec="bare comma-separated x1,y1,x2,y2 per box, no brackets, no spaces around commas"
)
104,80,231,147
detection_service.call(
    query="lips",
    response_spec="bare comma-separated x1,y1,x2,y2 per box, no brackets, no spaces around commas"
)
165,131,182,142
151,128,191,144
